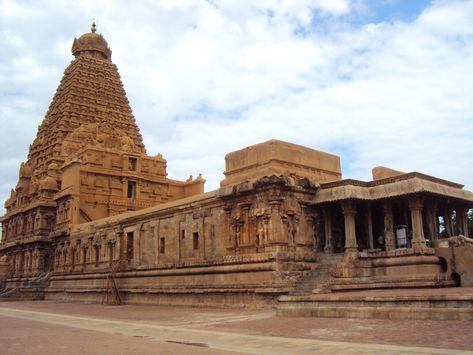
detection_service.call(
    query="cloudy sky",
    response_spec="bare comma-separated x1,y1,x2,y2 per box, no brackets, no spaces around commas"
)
1,0,473,209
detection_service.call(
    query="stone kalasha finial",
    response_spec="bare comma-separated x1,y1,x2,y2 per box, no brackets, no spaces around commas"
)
72,20,112,59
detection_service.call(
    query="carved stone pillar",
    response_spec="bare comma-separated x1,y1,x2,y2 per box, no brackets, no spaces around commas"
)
322,206,333,254
297,201,311,247
443,206,453,237
365,204,374,250
342,202,357,254
425,200,438,241
457,207,469,237
408,195,427,250
383,202,395,251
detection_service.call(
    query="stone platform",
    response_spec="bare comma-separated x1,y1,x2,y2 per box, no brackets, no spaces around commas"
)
277,287,473,320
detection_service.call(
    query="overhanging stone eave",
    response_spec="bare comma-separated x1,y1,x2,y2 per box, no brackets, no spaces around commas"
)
311,177,473,205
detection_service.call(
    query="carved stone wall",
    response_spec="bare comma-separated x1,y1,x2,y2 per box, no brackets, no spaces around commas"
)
51,174,318,274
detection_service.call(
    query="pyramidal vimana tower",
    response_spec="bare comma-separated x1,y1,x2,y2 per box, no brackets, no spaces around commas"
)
1,23,204,274
1,24,473,317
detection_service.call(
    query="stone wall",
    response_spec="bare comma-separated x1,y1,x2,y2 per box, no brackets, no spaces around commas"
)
46,175,319,305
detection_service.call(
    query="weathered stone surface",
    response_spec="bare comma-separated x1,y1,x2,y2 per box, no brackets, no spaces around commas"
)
372,166,405,180
221,139,341,187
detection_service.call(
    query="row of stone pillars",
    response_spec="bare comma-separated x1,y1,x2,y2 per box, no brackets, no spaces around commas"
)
320,195,464,255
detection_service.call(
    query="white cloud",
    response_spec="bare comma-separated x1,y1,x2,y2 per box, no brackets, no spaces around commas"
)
1,0,473,212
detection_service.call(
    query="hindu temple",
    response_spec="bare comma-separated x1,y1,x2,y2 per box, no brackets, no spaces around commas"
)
1,25,472,320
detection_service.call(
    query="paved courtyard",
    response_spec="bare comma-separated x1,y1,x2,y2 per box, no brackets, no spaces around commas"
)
0,301,472,354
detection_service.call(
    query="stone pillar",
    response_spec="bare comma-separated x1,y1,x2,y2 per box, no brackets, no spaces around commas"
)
443,207,453,237
457,207,469,237
408,195,427,250
366,204,374,250
342,202,358,254
297,202,311,247
322,207,333,254
383,202,395,251
425,200,438,241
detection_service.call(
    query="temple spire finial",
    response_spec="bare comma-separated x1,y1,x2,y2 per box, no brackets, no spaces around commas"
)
91,19,97,33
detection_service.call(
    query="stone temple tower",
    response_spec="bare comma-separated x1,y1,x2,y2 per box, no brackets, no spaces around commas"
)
0,24,204,275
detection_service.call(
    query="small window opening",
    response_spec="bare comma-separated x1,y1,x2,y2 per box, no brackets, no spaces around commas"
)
109,243,114,266
95,244,100,266
160,237,165,254
181,230,185,239
127,181,136,198
193,232,199,250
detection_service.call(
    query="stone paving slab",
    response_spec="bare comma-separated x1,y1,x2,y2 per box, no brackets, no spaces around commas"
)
1,304,472,354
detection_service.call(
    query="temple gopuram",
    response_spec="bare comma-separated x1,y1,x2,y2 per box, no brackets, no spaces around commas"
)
1,25,473,320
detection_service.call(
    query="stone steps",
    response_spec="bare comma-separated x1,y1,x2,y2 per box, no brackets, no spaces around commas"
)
330,273,456,292
289,254,343,296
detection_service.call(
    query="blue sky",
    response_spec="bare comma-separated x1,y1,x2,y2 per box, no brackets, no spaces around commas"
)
1,0,473,212
366,0,433,22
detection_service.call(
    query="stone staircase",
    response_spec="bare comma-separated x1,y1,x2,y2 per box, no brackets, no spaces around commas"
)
278,249,471,320
289,253,343,296
0,272,52,301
